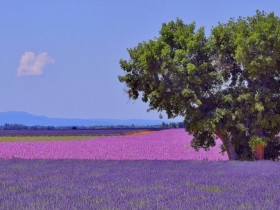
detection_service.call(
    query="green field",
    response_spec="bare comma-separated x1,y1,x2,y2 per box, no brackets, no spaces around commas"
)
0,135,98,142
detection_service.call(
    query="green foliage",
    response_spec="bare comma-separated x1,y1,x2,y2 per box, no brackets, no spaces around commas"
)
265,136,280,161
248,136,268,153
0,136,98,142
119,11,280,160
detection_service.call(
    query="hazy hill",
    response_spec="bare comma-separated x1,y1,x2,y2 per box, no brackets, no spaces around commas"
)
0,112,174,127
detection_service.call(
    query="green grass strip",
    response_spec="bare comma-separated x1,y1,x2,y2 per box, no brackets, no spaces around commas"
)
0,135,98,142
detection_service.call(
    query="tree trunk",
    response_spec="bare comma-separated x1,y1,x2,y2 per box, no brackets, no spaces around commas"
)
255,127,265,160
215,130,238,160
255,144,265,160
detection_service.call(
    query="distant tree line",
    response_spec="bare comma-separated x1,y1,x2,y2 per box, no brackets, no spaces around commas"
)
0,123,183,130
161,122,184,129
0,124,55,130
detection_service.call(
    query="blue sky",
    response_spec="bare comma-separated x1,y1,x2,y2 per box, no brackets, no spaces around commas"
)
0,1,279,120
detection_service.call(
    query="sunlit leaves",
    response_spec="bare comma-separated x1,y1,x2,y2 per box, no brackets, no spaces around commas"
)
254,103,264,112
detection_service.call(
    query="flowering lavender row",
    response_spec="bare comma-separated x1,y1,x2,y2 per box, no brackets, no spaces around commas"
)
0,128,155,136
0,159,279,209
0,129,228,161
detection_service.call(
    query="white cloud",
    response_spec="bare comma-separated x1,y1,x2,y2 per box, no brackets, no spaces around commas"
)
17,52,54,76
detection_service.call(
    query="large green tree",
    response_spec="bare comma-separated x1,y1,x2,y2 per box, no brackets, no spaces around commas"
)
119,11,280,160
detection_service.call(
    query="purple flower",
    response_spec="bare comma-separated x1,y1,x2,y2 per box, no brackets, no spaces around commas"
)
0,129,228,160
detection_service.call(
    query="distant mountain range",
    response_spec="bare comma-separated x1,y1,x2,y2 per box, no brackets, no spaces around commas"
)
0,112,175,127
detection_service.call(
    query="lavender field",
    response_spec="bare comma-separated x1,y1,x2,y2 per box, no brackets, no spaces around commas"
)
0,129,227,160
0,129,279,209
0,159,279,209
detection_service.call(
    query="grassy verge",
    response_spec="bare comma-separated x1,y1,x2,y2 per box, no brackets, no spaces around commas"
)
0,135,98,142
0,130,154,142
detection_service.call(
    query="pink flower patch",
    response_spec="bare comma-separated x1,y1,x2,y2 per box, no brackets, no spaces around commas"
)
0,129,228,160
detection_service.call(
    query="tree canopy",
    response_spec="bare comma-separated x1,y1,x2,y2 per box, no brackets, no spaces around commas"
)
119,11,280,160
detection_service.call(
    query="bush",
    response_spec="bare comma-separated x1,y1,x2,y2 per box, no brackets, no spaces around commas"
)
265,136,280,161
